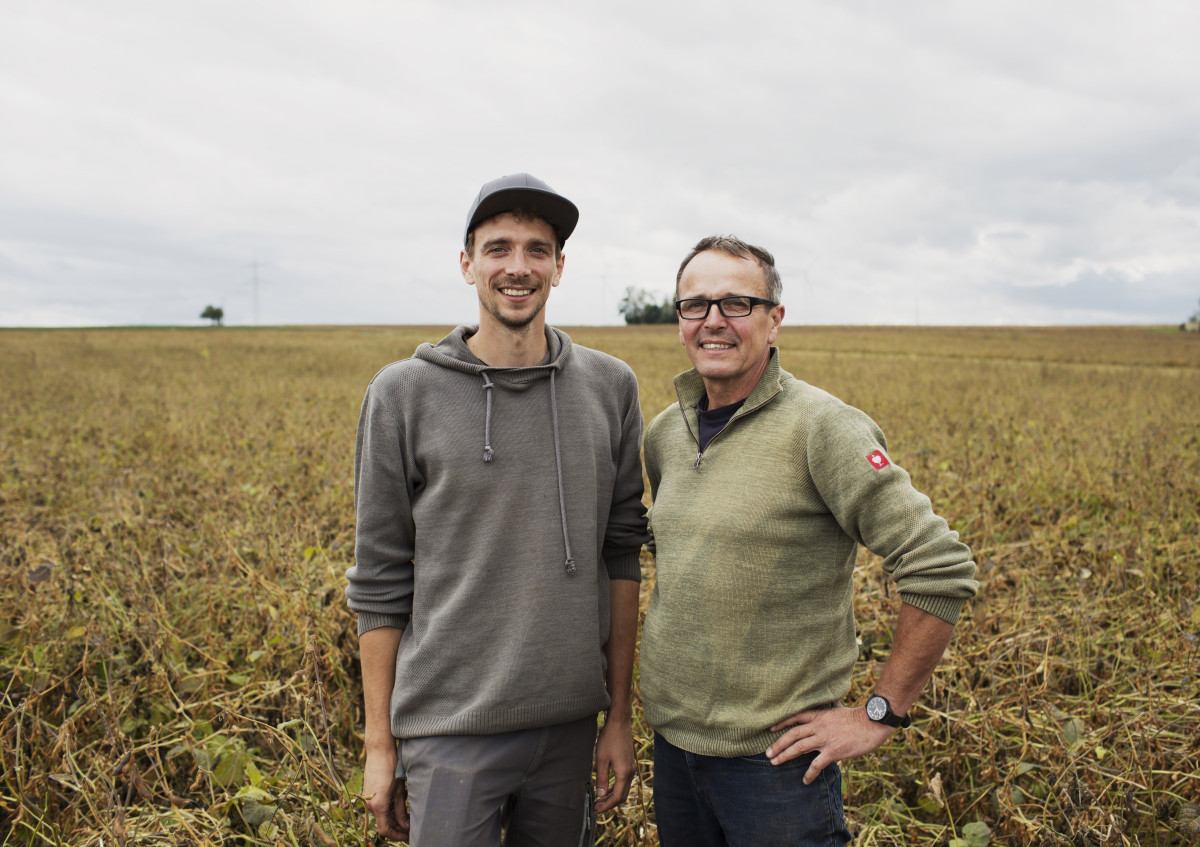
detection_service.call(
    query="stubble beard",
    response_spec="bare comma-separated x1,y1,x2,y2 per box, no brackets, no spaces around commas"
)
484,296,545,331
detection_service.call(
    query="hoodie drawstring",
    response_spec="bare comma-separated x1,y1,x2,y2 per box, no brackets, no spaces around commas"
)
480,373,495,462
477,369,575,575
549,370,576,575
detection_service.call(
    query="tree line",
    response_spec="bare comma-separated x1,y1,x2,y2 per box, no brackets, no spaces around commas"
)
618,287,676,324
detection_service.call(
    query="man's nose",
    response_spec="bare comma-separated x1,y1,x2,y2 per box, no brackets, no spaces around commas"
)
505,253,532,277
702,303,728,328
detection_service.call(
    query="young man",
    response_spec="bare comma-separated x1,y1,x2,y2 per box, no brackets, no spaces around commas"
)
640,236,979,846
346,174,648,845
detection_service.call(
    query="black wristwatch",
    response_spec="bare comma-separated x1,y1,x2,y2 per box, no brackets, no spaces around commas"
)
865,694,912,729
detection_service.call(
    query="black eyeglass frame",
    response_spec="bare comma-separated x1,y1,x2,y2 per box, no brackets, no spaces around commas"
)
674,296,779,320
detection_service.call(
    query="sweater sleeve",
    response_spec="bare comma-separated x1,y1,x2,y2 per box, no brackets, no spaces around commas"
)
806,402,979,624
601,368,650,582
345,370,416,635
643,412,662,560
642,403,678,561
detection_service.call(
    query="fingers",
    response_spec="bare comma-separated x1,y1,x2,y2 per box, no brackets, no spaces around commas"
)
803,751,833,786
393,779,410,836
594,786,621,813
766,722,814,763
593,744,608,795
612,758,635,803
767,736,811,766
593,720,636,812
592,755,617,812
367,800,407,841
768,705,895,784
368,801,407,840
765,730,830,783
595,757,635,812
364,779,409,840
769,712,807,732
769,705,834,732
364,791,387,829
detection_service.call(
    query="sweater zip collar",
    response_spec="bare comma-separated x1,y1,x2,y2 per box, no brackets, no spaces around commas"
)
672,348,785,469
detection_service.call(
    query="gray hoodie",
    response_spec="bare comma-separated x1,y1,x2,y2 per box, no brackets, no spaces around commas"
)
346,326,648,739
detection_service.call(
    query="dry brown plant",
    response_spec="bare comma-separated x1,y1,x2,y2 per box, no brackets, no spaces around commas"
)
1,324,1197,845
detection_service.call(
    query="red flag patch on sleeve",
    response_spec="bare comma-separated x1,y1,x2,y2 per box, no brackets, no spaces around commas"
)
866,450,890,470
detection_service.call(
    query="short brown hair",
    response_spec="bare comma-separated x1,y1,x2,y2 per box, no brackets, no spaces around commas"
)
464,208,564,260
675,235,782,302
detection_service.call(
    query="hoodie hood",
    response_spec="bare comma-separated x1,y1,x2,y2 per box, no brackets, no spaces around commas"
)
413,324,579,575
412,325,571,386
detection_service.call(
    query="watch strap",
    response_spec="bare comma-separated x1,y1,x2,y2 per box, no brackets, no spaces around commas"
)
867,694,912,729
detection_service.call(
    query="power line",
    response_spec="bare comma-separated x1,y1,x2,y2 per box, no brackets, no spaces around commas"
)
246,258,270,325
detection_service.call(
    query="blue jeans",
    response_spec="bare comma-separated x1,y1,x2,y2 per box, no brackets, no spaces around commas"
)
653,732,852,847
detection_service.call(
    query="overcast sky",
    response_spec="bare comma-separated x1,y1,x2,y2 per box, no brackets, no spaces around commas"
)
3,0,1199,328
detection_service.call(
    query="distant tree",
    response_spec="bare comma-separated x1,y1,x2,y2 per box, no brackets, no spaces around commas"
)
201,305,224,327
619,286,676,325
1184,296,1200,333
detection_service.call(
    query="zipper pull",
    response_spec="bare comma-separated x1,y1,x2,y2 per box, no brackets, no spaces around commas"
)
693,452,702,469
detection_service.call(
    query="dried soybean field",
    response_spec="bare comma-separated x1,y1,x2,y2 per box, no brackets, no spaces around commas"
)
1,324,1198,846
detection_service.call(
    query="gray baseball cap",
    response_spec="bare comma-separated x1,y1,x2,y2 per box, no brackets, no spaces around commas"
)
463,173,579,246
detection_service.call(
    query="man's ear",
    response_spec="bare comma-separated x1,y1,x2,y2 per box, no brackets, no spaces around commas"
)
766,304,785,344
551,252,565,288
460,249,474,285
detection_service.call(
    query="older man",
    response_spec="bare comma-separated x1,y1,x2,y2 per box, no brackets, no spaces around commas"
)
640,235,979,845
347,174,648,846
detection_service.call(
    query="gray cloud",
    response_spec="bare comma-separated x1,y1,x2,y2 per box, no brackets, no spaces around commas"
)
2,0,1198,327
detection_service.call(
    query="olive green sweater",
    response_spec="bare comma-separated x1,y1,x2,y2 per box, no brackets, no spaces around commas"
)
640,350,978,757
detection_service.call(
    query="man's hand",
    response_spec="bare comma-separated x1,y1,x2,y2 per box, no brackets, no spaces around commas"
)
363,747,410,841
593,715,636,813
766,604,957,784
765,704,895,785
595,578,640,813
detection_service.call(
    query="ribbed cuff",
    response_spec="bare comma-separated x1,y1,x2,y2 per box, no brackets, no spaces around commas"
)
356,611,410,637
900,593,967,625
604,550,643,582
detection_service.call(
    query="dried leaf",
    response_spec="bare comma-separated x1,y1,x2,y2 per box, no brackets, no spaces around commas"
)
927,772,945,808
1062,716,1084,749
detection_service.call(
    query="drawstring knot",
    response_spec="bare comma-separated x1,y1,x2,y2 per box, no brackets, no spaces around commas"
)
477,366,575,576
480,373,495,462
550,370,576,575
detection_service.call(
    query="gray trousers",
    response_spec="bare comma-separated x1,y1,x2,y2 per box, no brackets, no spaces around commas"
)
400,714,598,847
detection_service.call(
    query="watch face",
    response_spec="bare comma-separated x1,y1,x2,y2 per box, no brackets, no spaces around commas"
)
866,696,887,721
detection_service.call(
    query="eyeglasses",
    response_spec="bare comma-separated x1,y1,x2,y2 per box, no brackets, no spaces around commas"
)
675,296,778,320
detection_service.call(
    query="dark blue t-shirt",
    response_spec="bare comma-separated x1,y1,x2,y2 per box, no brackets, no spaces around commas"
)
697,395,745,451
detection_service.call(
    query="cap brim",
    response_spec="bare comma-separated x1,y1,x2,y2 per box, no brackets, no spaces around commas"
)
465,188,579,245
